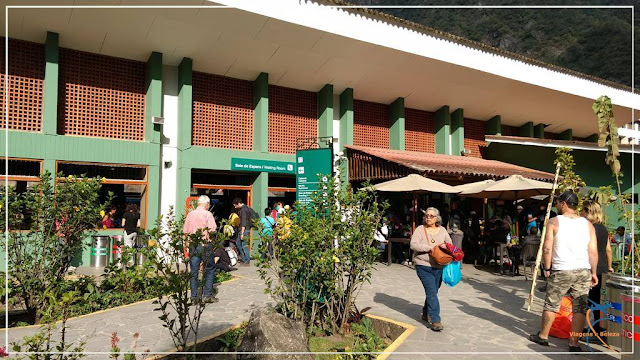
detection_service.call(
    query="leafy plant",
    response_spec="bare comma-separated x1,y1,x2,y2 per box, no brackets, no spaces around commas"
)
215,323,247,352
349,318,387,359
256,177,386,335
593,95,639,276
12,288,87,360
554,147,585,196
0,171,109,324
147,207,233,355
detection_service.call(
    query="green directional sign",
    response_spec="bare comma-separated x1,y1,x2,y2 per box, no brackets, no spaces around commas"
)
231,158,295,174
296,148,333,205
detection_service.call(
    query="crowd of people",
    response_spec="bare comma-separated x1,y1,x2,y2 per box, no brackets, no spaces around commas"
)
181,196,290,303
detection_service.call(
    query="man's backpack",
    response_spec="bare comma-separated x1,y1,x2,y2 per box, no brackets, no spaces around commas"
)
249,207,260,226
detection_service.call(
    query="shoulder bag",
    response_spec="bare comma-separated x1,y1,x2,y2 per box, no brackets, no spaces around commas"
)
423,227,453,266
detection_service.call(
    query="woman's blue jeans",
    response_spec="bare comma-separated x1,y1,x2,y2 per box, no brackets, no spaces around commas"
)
416,265,443,323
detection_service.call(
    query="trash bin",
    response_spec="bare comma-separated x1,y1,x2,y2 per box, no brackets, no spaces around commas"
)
111,235,124,264
135,235,149,265
621,287,640,359
90,236,111,267
604,277,636,349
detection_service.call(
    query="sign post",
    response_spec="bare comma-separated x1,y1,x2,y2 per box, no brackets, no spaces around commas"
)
296,137,334,205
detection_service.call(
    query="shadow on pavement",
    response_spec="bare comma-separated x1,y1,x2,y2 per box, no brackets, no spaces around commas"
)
373,292,423,322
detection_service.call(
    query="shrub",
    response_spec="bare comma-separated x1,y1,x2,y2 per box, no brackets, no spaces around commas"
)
1,171,108,324
256,177,386,334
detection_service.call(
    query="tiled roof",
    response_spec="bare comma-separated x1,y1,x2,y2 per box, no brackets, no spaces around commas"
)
345,145,556,182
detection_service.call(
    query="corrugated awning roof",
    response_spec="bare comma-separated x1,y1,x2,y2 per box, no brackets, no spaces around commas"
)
346,145,556,182
485,135,639,154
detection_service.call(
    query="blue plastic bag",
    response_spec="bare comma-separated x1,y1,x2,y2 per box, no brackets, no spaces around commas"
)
442,261,461,287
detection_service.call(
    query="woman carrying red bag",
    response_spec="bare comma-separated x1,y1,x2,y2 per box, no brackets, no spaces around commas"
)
410,207,453,332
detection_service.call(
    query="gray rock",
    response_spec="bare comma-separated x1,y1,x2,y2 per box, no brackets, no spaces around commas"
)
237,309,312,360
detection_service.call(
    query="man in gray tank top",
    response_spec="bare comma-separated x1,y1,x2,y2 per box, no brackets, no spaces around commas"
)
529,191,598,352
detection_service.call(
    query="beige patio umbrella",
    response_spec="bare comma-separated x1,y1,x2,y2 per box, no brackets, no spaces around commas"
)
374,174,459,230
458,175,553,200
374,174,459,193
452,179,496,194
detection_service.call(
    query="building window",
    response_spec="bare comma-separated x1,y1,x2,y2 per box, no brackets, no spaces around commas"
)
1,158,42,229
56,162,148,228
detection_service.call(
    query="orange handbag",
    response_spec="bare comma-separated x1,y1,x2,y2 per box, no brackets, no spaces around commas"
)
424,227,453,266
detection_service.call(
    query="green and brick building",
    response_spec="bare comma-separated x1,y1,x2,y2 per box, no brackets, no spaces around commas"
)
1,1,638,265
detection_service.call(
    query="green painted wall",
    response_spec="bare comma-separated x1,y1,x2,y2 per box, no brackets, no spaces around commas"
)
252,172,269,256
486,142,640,227
534,124,545,139
558,129,573,140
145,52,163,224
519,122,533,137
487,115,501,136
339,88,354,149
175,58,193,216
435,106,451,155
585,134,599,143
318,84,333,138
389,97,405,150
253,73,269,153
450,108,464,156
42,32,59,136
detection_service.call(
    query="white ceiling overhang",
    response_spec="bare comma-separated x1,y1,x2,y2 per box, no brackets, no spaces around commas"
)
2,0,637,137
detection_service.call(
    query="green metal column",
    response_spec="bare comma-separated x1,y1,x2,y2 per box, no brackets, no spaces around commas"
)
339,88,353,190
253,73,269,153
558,129,573,140
176,58,193,217
145,52,163,225
450,108,464,156
43,158,56,182
487,115,501,136
534,124,545,139
42,32,59,136
318,84,333,138
389,97,405,151
519,122,534,138
585,133,598,143
435,106,451,155
251,172,268,255
339,88,354,149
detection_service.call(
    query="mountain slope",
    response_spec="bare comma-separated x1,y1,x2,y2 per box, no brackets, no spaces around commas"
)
347,0,637,88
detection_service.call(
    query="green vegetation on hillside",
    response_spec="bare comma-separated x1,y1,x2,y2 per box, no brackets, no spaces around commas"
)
348,0,637,88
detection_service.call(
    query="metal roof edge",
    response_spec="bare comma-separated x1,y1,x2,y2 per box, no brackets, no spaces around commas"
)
485,135,639,154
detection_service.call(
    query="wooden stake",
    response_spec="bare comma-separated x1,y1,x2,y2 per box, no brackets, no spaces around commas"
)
527,162,562,312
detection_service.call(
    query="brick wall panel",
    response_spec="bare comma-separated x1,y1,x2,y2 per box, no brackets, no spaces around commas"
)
404,108,435,153
353,99,389,148
192,73,253,150
268,85,317,154
0,38,44,132
58,48,145,140
464,118,487,159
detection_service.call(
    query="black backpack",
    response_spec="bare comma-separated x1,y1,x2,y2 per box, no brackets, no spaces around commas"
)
248,207,260,226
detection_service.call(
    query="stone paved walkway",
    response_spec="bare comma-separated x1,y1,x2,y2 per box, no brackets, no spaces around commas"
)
4,263,623,359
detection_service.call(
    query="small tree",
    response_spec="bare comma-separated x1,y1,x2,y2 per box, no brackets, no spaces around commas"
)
554,147,585,195
1,171,107,323
148,208,231,354
593,95,639,276
256,177,386,334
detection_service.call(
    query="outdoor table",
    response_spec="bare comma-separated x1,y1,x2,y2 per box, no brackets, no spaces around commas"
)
387,237,412,266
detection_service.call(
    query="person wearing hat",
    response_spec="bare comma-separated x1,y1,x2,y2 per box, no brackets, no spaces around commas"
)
529,191,599,352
